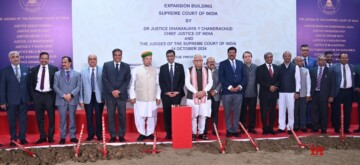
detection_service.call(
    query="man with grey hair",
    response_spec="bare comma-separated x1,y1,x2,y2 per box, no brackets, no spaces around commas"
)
79,54,104,141
0,51,30,146
204,56,221,136
186,54,213,140
294,56,311,132
277,51,301,134
240,51,258,134
256,52,279,135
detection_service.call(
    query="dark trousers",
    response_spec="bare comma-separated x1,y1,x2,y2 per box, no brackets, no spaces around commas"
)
33,91,55,139
311,92,328,131
240,97,257,130
106,98,126,138
161,94,182,136
7,102,28,141
332,88,353,131
204,96,220,134
356,92,360,128
84,92,104,138
259,98,277,132
294,97,307,129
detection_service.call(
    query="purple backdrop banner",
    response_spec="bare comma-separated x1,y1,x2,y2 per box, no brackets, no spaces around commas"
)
297,0,360,64
0,0,72,69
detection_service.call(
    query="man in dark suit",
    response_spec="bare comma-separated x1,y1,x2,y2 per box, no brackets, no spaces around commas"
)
79,54,104,141
256,52,279,135
102,48,131,142
325,51,334,68
0,51,30,146
240,51,258,134
53,56,81,144
30,52,58,144
299,44,317,128
310,55,335,134
332,52,356,134
219,47,248,138
159,50,185,140
204,57,221,136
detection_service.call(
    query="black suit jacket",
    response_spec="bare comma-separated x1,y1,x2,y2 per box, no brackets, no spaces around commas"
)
256,63,279,99
30,64,58,99
159,62,185,97
310,66,335,101
102,61,131,100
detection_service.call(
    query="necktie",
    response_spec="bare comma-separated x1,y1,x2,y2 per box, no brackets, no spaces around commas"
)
15,66,20,82
316,67,323,90
232,60,236,72
40,66,45,90
115,63,119,76
304,58,308,68
91,68,95,91
170,64,174,91
343,64,347,88
269,64,273,78
66,71,70,82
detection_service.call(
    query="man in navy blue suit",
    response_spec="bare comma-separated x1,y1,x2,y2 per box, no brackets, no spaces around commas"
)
332,52,355,133
299,44,317,129
0,51,30,147
219,47,248,138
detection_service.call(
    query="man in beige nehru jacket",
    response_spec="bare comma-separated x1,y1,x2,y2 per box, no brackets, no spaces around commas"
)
129,51,161,142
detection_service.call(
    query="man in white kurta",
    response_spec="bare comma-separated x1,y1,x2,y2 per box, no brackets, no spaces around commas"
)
185,54,213,141
129,51,161,141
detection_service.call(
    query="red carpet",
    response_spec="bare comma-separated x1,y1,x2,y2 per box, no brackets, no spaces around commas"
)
0,103,359,148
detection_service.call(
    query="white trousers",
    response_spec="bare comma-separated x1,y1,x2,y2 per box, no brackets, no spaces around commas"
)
278,93,295,130
134,101,158,136
187,99,211,134
134,116,157,136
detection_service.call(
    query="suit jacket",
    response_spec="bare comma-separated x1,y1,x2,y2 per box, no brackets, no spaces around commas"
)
333,63,356,96
207,67,221,101
79,66,103,104
30,64,58,99
310,66,335,101
53,69,81,106
159,62,185,97
0,64,30,105
102,61,131,101
354,64,360,101
305,57,317,69
218,59,248,95
256,63,279,99
243,63,258,98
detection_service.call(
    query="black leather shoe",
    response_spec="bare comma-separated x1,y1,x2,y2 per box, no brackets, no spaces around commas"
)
233,132,240,137
212,131,217,136
109,137,116,142
35,138,47,144
293,128,299,132
344,129,350,134
192,134,196,141
248,129,257,134
147,134,154,140
97,137,103,141
0,143,3,147
335,129,340,133
20,139,28,145
198,134,210,140
119,137,126,142
354,128,360,133
85,137,94,141
276,129,285,133
269,130,276,135
48,137,55,143
311,129,319,133
9,142,16,147
287,131,292,135
137,135,145,142
301,128,307,133
226,132,232,138
59,139,65,144
306,123,312,129
321,130,327,134
165,134,172,140
70,138,79,143
240,129,245,134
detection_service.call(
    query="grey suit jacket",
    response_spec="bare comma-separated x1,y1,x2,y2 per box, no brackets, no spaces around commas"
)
208,67,221,101
244,63,258,98
53,69,81,106
79,66,103,104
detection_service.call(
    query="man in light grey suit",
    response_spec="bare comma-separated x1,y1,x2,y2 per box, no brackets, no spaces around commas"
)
80,54,104,141
53,56,81,144
240,51,258,134
102,48,131,142
204,57,221,136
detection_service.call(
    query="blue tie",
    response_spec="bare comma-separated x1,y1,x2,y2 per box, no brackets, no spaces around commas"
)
170,64,174,91
91,69,95,91
66,71,70,82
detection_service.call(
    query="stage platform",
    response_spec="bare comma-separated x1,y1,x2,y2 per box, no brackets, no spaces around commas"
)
0,104,359,148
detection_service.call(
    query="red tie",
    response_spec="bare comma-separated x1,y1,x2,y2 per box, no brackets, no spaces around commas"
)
269,64,273,78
